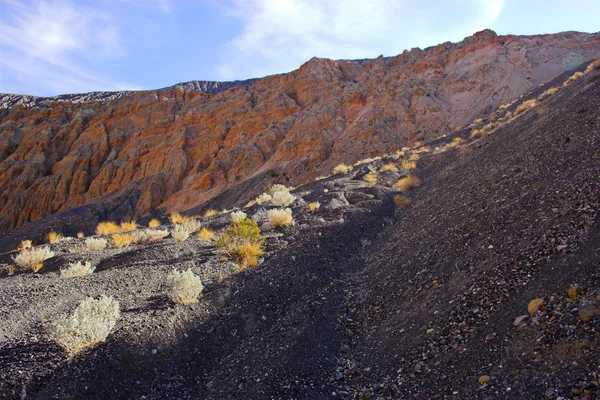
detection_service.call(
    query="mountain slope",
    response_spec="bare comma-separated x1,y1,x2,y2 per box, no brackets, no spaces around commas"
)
0,30,599,239
0,54,598,399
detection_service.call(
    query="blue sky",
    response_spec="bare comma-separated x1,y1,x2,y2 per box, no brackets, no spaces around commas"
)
0,0,598,97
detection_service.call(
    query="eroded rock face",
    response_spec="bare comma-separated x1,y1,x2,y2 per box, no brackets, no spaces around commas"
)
1,30,599,234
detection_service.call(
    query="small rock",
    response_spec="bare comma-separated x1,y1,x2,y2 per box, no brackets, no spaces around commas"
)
557,244,568,251
528,298,545,314
433,281,439,289
426,328,434,334
514,315,529,327
479,375,490,384
568,285,582,299
578,303,597,321
485,333,496,341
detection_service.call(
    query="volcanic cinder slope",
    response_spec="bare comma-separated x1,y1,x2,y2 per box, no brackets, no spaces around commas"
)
1,30,600,248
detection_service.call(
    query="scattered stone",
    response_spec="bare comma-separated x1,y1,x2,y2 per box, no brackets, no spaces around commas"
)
528,298,545,314
426,328,434,334
479,375,490,384
578,303,597,321
485,333,496,342
514,315,529,327
568,285,582,299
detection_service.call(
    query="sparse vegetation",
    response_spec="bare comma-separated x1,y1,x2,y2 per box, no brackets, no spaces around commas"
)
198,228,216,241
268,208,294,227
85,238,107,251
112,233,134,248
442,137,466,151
46,296,120,357
61,261,95,278
120,221,137,232
514,99,537,115
409,153,420,161
271,190,296,207
563,71,583,86
470,128,482,139
333,163,352,174
148,219,161,228
394,195,412,208
393,175,421,192
538,86,559,101
364,172,378,184
585,59,600,73
215,218,264,269
96,221,121,236
231,211,247,223
46,231,63,244
13,246,55,272
170,212,189,225
17,240,32,250
204,209,218,217
308,202,320,213
355,156,381,166
379,163,398,172
167,269,203,304
400,160,417,171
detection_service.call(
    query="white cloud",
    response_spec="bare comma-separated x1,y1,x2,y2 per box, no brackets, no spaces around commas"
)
217,0,505,80
0,0,138,96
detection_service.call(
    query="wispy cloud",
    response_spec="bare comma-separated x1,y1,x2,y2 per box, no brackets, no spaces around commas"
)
0,0,139,96
217,0,505,80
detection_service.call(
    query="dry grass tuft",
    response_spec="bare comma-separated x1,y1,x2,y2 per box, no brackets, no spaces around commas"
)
77,232,84,239
538,86,559,101
148,219,161,228
204,209,218,217
393,175,421,192
563,71,583,86
354,156,381,166
215,218,264,269
46,231,63,244
268,208,294,227
120,221,137,232
198,228,216,241
96,221,121,236
333,163,352,174
170,212,189,225
17,240,32,251
308,202,320,213
585,59,600,73
409,153,420,161
364,172,378,185
85,237,107,251
470,128,482,139
47,296,120,357
379,163,398,172
112,233,134,248
394,195,411,208
167,269,203,304
61,261,95,278
514,99,537,115
231,211,247,223
13,246,55,272
400,160,417,171
442,137,466,151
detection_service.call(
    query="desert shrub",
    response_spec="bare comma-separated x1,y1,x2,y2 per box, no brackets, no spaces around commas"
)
215,218,264,269
308,202,320,213
77,232,84,239
400,160,416,171
271,190,296,207
13,246,55,272
585,59,600,73
96,221,120,236
17,240,32,250
563,71,583,86
85,237,107,251
204,209,218,217
170,212,189,225
333,163,352,174
255,193,272,205
148,219,161,228
364,173,378,185
268,184,289,196
167,269,203,304
355,156,381,166
409,153,420,161
393,175,421,192
112,233,134,248
119,221,136,232
538,86,559,101
171,225,190,243
379,163,398,172
47,296,120,357
198,228,216,241
145,228,170,241
514,99,537,115
46,231,63,244
61,261,95,278
498,102,511,110
231,211,247,223
395,150,405,157
268,208,294,227
394,195,412,208
442,137,466,151
470,128,482,139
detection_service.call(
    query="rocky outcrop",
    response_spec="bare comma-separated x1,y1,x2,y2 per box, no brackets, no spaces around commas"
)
1,30,599,235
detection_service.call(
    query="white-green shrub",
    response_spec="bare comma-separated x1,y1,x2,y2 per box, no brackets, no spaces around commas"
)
61,261,95,278
231,210,247,223
268,208,294,227
13,246,55,272
167,269,203,304
85,237,107,251
271,190,296,207
256,193,272,205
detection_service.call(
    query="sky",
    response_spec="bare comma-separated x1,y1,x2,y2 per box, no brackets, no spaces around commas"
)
0,0,598,97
